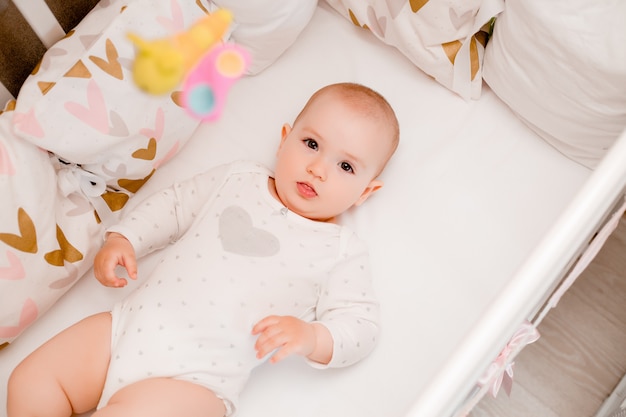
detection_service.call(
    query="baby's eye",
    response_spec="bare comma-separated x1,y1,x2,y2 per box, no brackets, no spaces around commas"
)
340,161,354,173
303,138,318,150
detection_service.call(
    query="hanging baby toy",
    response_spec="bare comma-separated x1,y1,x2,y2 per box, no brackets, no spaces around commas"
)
127,9,249,122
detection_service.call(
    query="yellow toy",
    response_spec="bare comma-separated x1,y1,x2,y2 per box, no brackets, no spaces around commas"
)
128,9,233,95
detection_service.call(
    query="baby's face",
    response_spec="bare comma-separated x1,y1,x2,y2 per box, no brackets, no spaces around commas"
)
273,93,392,221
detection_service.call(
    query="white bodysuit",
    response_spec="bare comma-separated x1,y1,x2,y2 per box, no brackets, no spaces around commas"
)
97,161,380,414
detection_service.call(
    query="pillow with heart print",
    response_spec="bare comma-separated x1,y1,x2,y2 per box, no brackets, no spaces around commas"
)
11,0,208,212
0,106,105,348
1,0,208,347
323,0,503,100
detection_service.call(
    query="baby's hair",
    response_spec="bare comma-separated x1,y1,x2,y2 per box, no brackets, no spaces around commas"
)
294,82,400,170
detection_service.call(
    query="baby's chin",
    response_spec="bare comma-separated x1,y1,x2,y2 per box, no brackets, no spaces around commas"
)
285,205,337,223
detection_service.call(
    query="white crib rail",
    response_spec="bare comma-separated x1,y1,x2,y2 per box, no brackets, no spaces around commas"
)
0,82,12,107
404,128,626,417
11,0,64,48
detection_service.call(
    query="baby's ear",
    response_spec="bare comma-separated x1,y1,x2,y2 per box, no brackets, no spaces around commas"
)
276,123,291,155
281,123,292,141
277,124,292,155
355,179,383,206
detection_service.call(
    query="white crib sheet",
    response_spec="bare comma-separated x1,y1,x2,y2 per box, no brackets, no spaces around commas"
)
0,4,591,417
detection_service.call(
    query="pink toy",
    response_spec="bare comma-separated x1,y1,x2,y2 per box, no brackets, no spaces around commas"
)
128,9,250,122
181,43,250,122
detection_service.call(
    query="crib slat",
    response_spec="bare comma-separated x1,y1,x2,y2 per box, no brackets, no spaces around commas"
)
12,0,65,48
0,81,13,106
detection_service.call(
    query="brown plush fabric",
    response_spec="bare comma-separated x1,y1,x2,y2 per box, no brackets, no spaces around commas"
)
44,0,99,32
0,0,46,97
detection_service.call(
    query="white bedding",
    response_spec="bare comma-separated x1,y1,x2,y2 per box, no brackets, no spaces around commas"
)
1,3,609,417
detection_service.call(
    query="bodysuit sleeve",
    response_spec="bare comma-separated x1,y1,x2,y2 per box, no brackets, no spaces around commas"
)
312,229,381,369
106,163,232,258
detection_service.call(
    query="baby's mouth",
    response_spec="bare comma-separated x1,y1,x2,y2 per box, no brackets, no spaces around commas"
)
297,182,317,198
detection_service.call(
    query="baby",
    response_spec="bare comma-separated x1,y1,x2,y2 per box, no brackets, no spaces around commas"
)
8,82,399,417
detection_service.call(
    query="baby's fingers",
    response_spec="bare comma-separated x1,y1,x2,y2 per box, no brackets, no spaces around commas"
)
95,253,129,287
121,253,138,280
97,265,128,288
266,343,295,364
251,315,279,335
108,276,129,288
254,326,284,360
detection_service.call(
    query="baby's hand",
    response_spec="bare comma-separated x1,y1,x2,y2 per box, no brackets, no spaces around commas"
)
252,316,332,363
93,232,137,288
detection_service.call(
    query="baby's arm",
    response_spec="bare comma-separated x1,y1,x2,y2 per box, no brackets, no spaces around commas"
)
253,232,380,368
310,232,380,368
93,232,137,288
93,163,233,288
252,316,333,365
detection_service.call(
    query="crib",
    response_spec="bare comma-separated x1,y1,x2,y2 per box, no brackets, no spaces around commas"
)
1,1,625,416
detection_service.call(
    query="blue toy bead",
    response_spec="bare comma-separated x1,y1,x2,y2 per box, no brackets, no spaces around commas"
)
188,84,216,115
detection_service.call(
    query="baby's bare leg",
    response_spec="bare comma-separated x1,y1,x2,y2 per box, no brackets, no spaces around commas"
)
94,378,227,417
7,312,112,417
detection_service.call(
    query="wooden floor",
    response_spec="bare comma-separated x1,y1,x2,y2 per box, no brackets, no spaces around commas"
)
471,215,626,417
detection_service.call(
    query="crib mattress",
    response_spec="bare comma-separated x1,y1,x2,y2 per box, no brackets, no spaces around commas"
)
0,4,594,417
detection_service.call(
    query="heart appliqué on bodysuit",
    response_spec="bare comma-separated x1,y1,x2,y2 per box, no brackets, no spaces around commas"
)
219,206,280,257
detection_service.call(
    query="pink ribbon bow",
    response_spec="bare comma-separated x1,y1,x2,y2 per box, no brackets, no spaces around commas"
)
477,320,540,398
